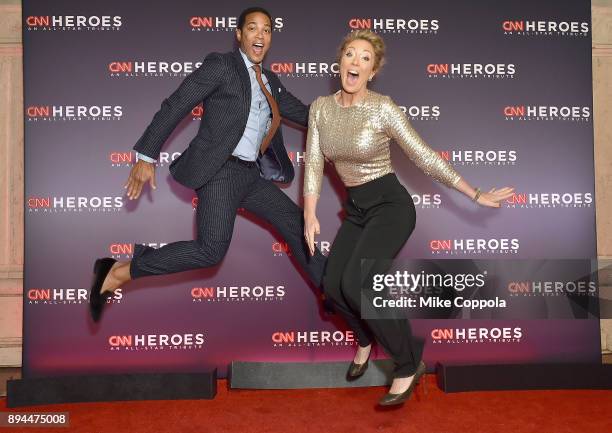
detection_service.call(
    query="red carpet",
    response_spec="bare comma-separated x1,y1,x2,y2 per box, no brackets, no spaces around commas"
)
1,376,611,433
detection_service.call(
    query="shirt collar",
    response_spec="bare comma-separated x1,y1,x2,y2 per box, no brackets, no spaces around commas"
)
239,49,261,71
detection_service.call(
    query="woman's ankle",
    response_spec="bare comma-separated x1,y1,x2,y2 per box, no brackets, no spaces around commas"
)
353,344,371,364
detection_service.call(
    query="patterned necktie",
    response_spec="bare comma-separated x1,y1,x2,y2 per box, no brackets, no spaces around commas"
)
252,64,281,155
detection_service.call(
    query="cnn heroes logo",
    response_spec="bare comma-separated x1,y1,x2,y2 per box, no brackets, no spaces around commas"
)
439,150,518,166
27,288,122,305
110,151,182,167
430,238,520,255
348,17,439,34
109,61,202,78
26,15,122,31
427,63,516,79
109,243,167,259
431,327,523,344
108,333,205,351
504,105,590,121
505,192,593,209
27,196,123,213
26,105,123,121
272,330,355,348
502,20,589,37
189,16,284,31
508,280,597,297
191,285,286,302
269,62,339,78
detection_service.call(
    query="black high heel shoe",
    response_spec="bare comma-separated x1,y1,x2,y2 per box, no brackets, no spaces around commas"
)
378,360,427,406
89,258,117,322
346,345,371,380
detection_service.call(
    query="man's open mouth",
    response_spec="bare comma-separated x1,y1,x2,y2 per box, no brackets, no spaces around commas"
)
253,42,264,55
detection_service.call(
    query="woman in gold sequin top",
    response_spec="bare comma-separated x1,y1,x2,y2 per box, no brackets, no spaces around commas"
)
303,30,514,406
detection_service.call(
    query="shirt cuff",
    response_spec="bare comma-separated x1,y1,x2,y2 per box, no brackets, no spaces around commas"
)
135,152,157,163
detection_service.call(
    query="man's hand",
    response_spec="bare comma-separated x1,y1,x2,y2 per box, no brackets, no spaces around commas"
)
124,160,156,200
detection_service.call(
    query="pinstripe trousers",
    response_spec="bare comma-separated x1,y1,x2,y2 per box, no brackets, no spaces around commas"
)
129,158,326,287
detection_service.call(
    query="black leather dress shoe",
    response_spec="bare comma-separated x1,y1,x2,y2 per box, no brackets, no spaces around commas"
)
346,348,371,381
89,258,117,322
378,361,427,406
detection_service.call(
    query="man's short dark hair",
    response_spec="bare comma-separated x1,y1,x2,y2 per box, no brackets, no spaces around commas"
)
237,7,272,30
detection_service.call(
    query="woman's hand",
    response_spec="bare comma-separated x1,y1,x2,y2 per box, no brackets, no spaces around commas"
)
476,187,515,208
304,214,321,256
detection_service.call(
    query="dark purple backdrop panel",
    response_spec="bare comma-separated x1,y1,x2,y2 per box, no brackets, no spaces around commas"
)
23,0,598,378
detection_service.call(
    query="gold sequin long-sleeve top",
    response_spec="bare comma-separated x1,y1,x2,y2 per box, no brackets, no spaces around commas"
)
304,90,461,196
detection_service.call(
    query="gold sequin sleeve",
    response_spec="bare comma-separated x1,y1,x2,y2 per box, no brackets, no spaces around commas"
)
382,97,461,188
304,97,324,197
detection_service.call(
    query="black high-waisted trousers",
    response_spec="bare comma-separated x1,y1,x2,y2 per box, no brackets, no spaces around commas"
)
323,173,424,378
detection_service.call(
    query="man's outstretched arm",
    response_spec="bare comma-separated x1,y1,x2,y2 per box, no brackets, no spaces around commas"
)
133,52,226,159
276,79,309,127
125,53,226,200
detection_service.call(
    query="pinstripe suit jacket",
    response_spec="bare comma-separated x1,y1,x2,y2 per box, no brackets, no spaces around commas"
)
133,50,308,189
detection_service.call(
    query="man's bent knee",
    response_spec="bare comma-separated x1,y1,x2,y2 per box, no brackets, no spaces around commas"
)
195,239,230,266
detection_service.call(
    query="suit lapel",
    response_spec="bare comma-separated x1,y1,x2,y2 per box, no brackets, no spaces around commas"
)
231,50,251,122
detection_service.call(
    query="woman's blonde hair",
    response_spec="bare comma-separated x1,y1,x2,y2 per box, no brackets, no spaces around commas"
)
337,30,386,72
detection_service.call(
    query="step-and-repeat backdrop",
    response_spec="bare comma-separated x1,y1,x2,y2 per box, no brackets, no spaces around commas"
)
23,0,599,378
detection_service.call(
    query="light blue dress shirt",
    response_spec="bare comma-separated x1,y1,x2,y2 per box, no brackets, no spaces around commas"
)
136,49,272,163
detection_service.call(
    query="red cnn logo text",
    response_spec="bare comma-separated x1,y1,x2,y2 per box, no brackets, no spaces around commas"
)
28,289,51,300
190,17,214,28
191,287,215,298
109,152,133,164
272,242,291,255
427,64,448,74
26,16,50,26
508,282,530,293
27,106,50,117
438,151,450,161
348,18,372,29
431,328,453,340
270,63,293,74
109,335,132,347
109,62,132,73
28,197,51,208
502,21,524,32
504,106,525,116
430,240,452,251
506,193,527,205
110,244,133,255
272,331,295,343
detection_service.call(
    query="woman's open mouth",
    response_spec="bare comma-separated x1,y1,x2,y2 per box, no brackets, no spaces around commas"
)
346,69,360,86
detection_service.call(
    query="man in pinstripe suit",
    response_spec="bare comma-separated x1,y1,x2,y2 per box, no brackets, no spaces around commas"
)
89,7,326,321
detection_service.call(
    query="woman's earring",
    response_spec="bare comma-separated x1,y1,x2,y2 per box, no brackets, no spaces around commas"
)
368,76,373,82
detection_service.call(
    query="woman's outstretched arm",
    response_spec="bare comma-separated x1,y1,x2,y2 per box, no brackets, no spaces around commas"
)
382,96,513,207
